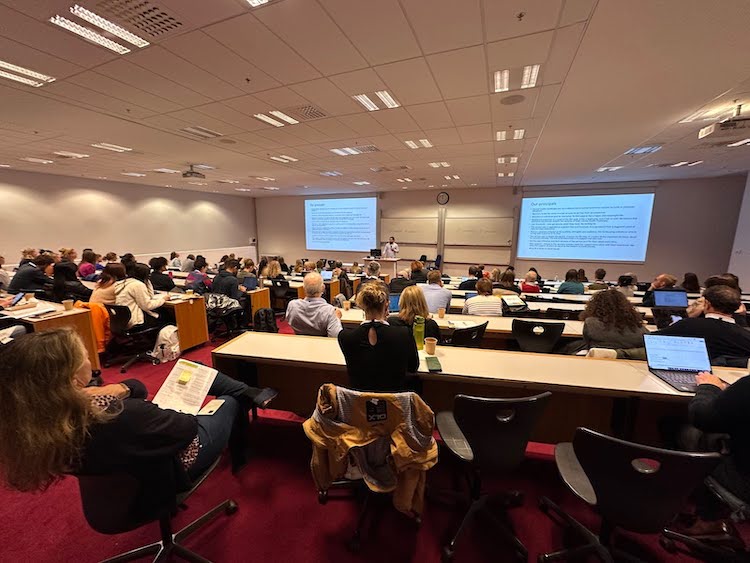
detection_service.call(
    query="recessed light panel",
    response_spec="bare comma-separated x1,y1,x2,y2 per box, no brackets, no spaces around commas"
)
91,142,132,152
20,157,53,164
625,145,662,155
521,64,540,89
494,70,509,93
70,5,149,48
49,15,130,54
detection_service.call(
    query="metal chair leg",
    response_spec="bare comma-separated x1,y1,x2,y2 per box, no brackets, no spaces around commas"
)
173,500,238,544
100,542,162,563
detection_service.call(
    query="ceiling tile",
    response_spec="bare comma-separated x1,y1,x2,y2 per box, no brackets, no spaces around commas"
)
560,0,597,26
308,118,359,141
426,45,488,100
457,124,493,144
67,71,182,114
371,108,421,133
193,103,268,132
400,0,483,54
483,0,563,42
375,58,442,106
490,90,538,122
329,68,387,96
42,82,154,120
422,127,462,146
337,114,390,136
290,78,362,116
485,31,555,76
445,96,491,126
253,87,310,108
165,109,245,136
544,23,586,84
405,102,455,130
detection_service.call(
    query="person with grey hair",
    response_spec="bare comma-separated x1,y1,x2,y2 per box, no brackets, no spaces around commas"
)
356,261,382,294
389,268,415,294
285,271,343,337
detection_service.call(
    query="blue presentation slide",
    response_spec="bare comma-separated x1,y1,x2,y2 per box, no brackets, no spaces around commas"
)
304,197,377,252
517,193,655,261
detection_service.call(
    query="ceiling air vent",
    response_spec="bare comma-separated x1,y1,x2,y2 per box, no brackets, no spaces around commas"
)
280,105,328,121
370,165,411,173
180,126,223,139
352,144,379,154
95,0,183,38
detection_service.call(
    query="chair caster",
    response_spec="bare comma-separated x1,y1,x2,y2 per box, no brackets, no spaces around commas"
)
151,358,161,365
225,500,239,515
537,555,548,563
103,362,111,368
659,536,677,553
318,490,328,505
120,367,127,374
442,546,455,562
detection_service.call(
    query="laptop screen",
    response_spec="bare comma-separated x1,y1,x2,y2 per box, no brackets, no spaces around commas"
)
389,293,400,313
653,290,688,307
501,295,526,307
464,292,477,300
320,270,333,281
242,277,258,290
644,334,711,372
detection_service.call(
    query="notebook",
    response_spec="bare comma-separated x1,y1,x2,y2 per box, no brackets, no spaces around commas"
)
653,290,688,308
644,334,711,392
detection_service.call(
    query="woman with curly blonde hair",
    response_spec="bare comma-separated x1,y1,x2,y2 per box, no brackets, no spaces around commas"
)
578,289,647,351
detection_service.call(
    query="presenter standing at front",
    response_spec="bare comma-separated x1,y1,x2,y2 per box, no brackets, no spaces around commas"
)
382,236,399,259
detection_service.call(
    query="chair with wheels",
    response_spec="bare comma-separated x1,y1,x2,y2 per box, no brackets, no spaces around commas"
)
511,319,564,353
444,321,488,348
76,456,237,563
436,392,552,561
433,254,442,271
538,427,721,562
270,279,292,314
102,304,161,373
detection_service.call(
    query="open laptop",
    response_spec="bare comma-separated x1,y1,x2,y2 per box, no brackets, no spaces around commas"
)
320,270,333,281
643,334,711,392
242,277,258,290
389,293,400,313
464,292,477,300
370,248,382,258
653,290,688,308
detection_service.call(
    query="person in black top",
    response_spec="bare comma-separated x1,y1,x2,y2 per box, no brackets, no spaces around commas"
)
355,261,383,294
148,256,177,292
278,257,290,273
338,281,418,392
681,272,701,293
492,268,521,294
0,329,277,512
410,261,428,284
51,261,92,302
8,254,54,293
655,285,750,361
642,273,678,307
388,285,441,341
389,269,416,294
458,265,482,290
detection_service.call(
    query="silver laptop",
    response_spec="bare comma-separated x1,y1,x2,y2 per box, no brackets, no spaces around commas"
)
643,334,711,392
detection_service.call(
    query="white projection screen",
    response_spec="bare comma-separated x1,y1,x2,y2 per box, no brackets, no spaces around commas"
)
517,193,655,262
304,197,377,252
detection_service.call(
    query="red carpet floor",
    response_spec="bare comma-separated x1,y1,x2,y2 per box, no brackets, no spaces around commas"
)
0,328,742,562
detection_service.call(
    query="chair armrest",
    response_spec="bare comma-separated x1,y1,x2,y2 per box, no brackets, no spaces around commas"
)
706,476,750,521
436,411,474,463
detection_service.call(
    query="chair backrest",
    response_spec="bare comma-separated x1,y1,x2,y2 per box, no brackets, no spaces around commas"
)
572,427,720,533
271,279,290,298
454,392,551,471
511,319,564,353
434,254,442,269
544,307,580,320
449,321,488,348
77,471,158,534
103,304,132,336
419,254,427,262
253,308,278,332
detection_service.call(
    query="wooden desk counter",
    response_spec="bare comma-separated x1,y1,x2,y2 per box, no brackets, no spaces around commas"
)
247,287,270,315
161,295,208,351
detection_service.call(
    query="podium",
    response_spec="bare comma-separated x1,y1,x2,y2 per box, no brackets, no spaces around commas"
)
363,256,399,278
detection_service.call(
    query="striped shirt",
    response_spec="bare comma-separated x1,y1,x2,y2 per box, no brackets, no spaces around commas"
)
462,295,504,317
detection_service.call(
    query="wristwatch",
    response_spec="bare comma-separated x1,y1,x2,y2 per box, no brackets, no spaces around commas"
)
120,383,131,399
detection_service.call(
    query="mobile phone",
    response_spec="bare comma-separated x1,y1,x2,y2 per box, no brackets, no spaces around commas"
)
198,399,225,415
10,293,24,306
426,356,442,373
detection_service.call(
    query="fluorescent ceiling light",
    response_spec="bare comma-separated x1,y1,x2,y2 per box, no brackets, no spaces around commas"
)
404,178,412,182
428,162,440,168
121,172,145,177
320,171,342,176
596,166,623,172
419,139,432,148
496,131,507,141
181,126,223,139
152,168,180,174
375,90,400,109
280,155,297,162
256,177,275,181
271,155,297,163
470,183,477,186
498,156,519,164
510,156,518,163
508,172,515,177
521,64,540,89
0,60,55,84
0,70,46,87
194,164,215,170
444,175,452,180
189,182,208,186
498,172,505,177
452,175,460,180
687,160,703,166
49,15,130,54
494,70,509,93
353,181,370,185
342,148,358,155
0,164,10,168
53,151,89,158
254,113,285,127
91,142,132,152
247,0,269,6
513,129,525,140
330,149,348,156
263,186,280,191
235,187,253,192
440,162,450,167
404,141,419,149
70,5,149,48
727,138,750,147
269,110,299,125
670,161,689,167
352,94,379,112
218,179,240,184
624,145,662,155
20,157,53,164
396,178,404,183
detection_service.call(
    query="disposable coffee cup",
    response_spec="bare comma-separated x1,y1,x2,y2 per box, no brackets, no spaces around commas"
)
424,337,437,355
343,300,351,311
62,299,74,311
438,307,446,318
185,289,194,296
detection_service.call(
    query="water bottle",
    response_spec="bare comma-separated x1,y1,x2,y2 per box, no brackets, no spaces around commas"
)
413,315,425,351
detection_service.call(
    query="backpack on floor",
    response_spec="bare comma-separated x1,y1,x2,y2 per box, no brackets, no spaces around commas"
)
152,325,180,362
253,308,278,333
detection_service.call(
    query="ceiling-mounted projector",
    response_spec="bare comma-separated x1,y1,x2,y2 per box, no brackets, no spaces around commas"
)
698,103,749,140
182,164,206,179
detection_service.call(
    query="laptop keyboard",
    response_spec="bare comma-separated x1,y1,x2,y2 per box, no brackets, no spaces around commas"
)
652,369,698,391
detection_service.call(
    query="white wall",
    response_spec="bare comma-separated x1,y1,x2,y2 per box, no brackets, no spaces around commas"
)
728,174,750,283
0,169,257,266
256,176,746,281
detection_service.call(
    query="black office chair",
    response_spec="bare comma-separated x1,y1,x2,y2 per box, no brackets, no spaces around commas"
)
253,308,279,333
544,308,580,321
539,428,721,562
270,279,291,314
511,319,564,353
419,254,428,262
433,254,443,271
76,457,237,563
436,392,552,561
444,321,488,348
102,305,161,373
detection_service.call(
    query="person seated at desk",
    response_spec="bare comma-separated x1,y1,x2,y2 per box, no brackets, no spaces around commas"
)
557,269,585,295
18,247,38,268
59,247,78,265
577,268,589,283
681,272,701,293
90,263,127,305
410,261,427,284
0,329,278,498
292,259,303,274
642,273,679,307
356,261,382,294
462,279,503,317
389,269,415,294
302,260,315,273
100,252,117,269
579,289,648,352
587,268,608,291
389,286,440,341
338,282,418,392
656,285,750,362
77,250,98,280
492,268,521,295
0,255,10,290
185,257,212,294
168,251,181,270
237,259,257,283
51,262,93,302
180,254,195,273
212,259,246,300
520,270,541,293
278,257,290,273
264,260,285,281
616,274,636,297
458,266,482,290
350,262,362,275
687,275,747,326
421,270,452,313
0,296,28,342
9,254,55,293
149,257,177,292
116,263,170,329
286,272,342,337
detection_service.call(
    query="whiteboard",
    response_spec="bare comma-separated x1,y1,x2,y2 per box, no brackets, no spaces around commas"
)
381,217,438,244
443,247,512,265
444,217,514,246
